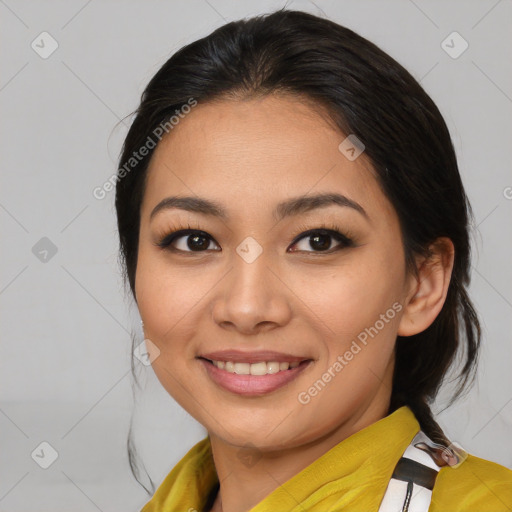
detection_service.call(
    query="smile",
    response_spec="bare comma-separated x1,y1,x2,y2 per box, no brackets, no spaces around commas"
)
198,357,312,396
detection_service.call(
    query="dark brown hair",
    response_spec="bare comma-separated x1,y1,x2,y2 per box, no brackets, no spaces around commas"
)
115,8,481,493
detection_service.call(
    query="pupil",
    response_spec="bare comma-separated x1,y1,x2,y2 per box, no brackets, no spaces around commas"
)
188,235,209,251
310,234,330,251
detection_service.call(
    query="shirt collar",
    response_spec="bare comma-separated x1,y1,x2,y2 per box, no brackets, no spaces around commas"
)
143,406,420,512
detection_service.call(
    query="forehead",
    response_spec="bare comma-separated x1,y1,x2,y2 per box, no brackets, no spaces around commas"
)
142,95,392,222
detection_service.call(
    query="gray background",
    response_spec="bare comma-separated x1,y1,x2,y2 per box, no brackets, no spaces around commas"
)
1,0,511,510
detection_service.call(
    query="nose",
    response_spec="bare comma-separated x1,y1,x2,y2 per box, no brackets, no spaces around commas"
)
211,249,292,335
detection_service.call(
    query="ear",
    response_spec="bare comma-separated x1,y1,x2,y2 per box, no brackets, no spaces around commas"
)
397,237,455,337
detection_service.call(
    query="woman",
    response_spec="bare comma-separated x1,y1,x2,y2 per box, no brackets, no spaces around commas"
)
115,9,512,512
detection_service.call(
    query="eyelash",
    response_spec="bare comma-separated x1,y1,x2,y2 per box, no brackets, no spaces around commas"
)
154,222,355,254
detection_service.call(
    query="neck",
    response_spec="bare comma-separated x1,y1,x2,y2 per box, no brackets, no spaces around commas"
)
208,399,389,512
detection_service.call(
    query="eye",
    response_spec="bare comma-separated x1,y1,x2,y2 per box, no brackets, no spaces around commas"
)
155,224,355,254
288,227,354,253
155,229,220,253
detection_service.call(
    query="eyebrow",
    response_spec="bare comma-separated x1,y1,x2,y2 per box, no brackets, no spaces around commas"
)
149,192,369,222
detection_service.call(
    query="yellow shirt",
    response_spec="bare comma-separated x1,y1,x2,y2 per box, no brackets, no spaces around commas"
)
141,406,512,511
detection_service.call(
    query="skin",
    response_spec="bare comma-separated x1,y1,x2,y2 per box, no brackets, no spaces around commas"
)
135,94,455,512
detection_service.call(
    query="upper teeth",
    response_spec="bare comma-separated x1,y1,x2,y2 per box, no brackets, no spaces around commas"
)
211,360,301,375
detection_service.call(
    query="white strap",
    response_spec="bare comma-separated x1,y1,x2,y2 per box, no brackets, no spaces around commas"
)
378,479,433,512
378,431,442,512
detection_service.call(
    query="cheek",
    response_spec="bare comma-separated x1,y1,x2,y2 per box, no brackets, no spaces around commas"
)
135,252,206,408
135,250,198,345
292,256,403,340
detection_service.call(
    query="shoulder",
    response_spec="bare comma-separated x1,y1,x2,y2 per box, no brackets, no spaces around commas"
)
140,436,216,512
429,453,512,512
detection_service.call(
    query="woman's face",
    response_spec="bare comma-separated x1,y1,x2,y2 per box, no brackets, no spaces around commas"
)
135,94,417,450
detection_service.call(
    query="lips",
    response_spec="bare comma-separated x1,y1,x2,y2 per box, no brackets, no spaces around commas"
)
197,350,313,396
